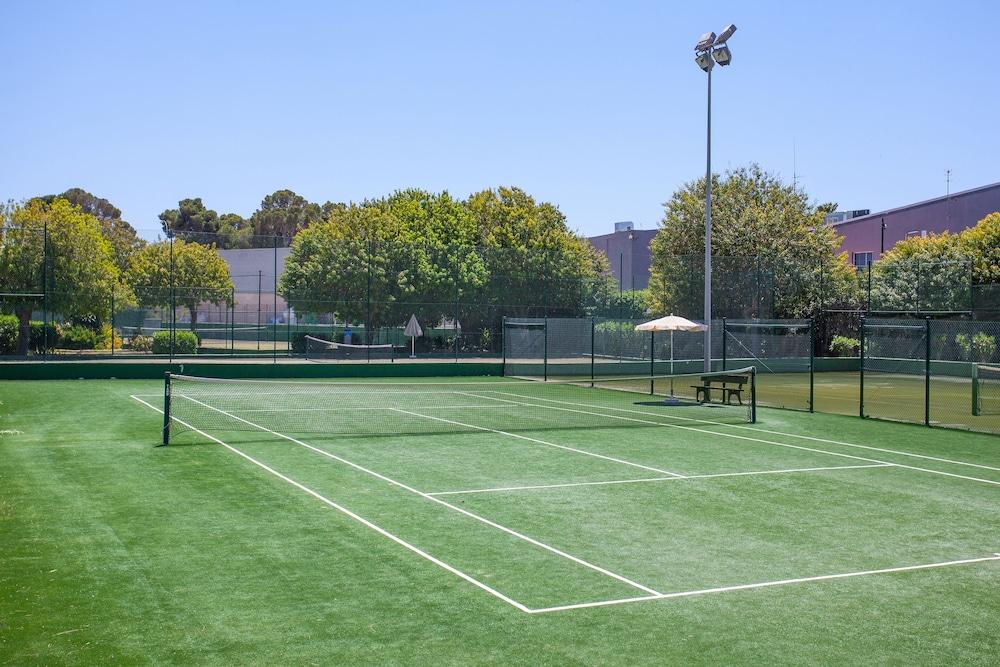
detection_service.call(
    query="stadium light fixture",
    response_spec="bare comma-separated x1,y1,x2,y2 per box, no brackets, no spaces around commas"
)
693,23,737,372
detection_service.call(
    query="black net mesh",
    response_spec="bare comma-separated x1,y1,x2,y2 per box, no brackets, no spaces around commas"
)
164,369,756,443
723,319,813,411
861,319,928,424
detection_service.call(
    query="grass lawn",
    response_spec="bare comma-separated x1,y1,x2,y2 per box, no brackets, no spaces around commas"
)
2,376,1000,664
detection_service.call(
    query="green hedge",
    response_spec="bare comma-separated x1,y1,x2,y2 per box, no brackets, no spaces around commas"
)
152,331,199,354
59,325,99,350
0,315,17,354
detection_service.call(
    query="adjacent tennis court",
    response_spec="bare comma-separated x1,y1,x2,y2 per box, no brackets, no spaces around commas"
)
4,372,1000,663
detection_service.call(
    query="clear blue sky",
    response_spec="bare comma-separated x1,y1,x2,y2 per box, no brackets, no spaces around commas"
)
3,0,998,240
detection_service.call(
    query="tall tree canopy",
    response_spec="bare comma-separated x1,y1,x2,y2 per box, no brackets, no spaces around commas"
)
1,198,120,353
159,198,247,249
127,239,234,329
247,190,324,247
869,232,969,312
279,187,608,338
37,188,145,273
648,164,856,319
959,212,1000,284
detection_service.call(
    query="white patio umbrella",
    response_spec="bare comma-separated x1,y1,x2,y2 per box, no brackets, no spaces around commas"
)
635,314,707,374
404,314,423,359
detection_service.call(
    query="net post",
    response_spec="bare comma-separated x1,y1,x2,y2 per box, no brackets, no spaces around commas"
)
750,366,757,423
721,317,727,370
590,316,595,387
924,316,931,427
543,316,548,382
859,316,866,418
162,372,172,446
972,363,980,416
809,317,815,413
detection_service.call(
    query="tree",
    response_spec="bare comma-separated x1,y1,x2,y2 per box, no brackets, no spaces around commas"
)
868,233,969,312
959,212,1000,284
0,198,119,354
37,188,145,274
159,198,249,249
247,190,323,247
466,186,612,319
280,190,487,337
127,239,233,329
648,164,857,319
279,187,608,341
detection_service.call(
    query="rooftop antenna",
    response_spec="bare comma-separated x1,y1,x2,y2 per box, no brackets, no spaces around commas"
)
946,169,951,196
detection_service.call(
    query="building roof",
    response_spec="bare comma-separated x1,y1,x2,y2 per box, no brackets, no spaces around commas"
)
830,180,1000,228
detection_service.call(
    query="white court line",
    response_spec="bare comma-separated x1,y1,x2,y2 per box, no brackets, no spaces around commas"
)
390,406,685,479
128,395,531,614
478,388,1000,475
230,405,508,413
477,391,1000,488
527,554,1000,614
173,394,662,597
426,464,892,496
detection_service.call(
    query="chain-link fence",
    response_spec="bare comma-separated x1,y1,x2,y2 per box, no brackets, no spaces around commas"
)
855,318,1000,434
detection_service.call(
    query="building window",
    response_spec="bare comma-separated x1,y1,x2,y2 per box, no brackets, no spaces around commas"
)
853,252,873,268
905,230,927,239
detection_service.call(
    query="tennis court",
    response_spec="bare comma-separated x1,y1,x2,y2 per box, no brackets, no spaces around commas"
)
4,372,1000,663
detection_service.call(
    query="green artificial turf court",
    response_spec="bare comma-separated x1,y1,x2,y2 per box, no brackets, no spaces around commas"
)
3,375,1000,664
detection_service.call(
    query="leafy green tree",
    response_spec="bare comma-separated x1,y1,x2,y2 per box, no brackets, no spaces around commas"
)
37,188,145,273
959,212,1000,284
648,164,857,319
467,186,612,318
127,239,234,329
280,190,487,337
159,198,249,249
1,199,119,354
869,233,970,312
247,190,323,247
159,198,221,241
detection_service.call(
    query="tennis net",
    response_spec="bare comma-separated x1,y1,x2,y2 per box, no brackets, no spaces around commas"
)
973,365,1000,416
304,335,401,362
162,367,756,444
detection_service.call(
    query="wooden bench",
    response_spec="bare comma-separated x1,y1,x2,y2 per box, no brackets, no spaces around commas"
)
691,374,748,405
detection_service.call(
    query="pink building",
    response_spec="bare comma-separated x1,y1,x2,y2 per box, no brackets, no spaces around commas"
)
832,181,1000,268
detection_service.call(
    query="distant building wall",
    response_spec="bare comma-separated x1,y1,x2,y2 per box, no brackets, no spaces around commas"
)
587,228,657,290
833,182,1000,268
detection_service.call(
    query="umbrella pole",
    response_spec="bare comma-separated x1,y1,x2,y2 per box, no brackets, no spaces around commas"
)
670,330,675,397
410,336,415,359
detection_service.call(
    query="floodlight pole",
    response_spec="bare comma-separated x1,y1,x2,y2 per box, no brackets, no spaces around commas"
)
703,65,713,372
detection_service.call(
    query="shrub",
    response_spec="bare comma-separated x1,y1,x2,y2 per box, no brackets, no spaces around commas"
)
0,315,18,354
29,321,60,354
955,334,971,361
130,334,153,352
291,332,309,354
594,321,646,356
59,325,99,350
95,323,123,351
829,336,860,357
152,330,198,354
972,332,997,363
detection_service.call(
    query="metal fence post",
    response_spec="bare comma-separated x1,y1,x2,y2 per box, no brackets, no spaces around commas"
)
543,316,548,382
721,317,727,370
859,316,866,418
273,235,278,363
501,316,506,376
590,316,595,387
925,317,931,426
809,317,815,413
